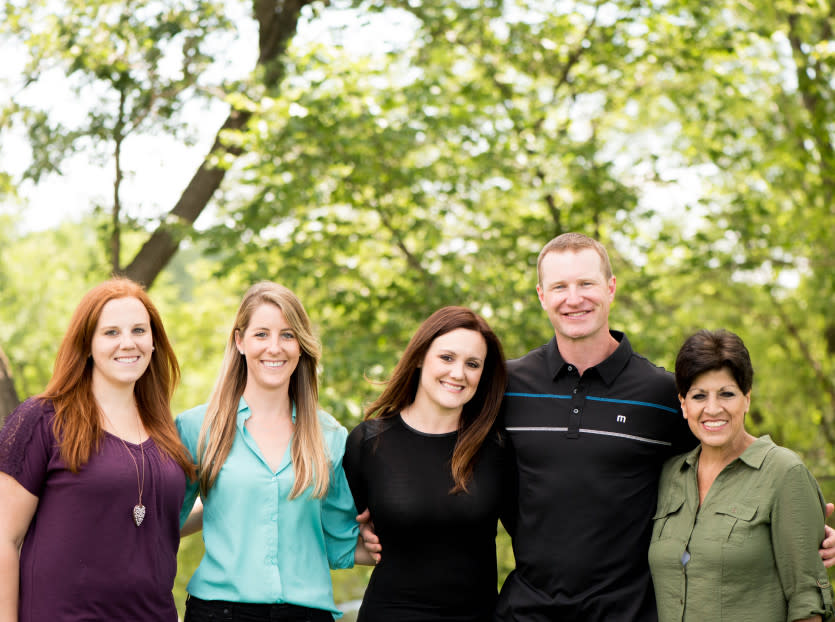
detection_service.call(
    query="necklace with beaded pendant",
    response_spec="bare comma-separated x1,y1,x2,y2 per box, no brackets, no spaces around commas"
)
103,411,147,526
122,437,146,526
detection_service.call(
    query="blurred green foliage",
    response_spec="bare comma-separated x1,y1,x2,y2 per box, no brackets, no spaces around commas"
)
2,0,835,613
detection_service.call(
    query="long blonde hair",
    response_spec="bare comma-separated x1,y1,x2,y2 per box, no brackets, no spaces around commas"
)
196,282,330,499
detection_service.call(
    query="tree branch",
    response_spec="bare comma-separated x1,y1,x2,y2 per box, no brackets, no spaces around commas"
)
122,0,313,287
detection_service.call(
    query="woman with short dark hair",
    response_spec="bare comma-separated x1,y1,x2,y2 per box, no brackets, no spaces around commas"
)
649,329,834,622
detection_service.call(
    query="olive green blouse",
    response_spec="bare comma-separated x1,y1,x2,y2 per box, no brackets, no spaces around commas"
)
649,435,833,622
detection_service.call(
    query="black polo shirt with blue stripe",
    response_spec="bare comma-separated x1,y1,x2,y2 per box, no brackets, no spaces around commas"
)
496,331,696,622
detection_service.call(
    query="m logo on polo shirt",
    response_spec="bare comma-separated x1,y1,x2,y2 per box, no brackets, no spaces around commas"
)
616,415,627,423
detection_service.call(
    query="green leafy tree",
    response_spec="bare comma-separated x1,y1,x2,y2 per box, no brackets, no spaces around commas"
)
623,0,835,465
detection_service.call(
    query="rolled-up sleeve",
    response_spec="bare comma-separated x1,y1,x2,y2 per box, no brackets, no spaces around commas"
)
772,463,835,621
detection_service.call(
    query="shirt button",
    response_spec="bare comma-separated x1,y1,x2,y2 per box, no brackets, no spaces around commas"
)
573,388,578,394
573,408,579,414
567,365,573,371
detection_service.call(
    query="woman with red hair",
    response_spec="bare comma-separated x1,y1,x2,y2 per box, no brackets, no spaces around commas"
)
0,277,195,621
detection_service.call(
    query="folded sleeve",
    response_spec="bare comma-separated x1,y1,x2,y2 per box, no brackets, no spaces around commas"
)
771,462,835,621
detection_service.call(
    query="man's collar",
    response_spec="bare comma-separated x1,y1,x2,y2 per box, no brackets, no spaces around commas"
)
547,330,630,384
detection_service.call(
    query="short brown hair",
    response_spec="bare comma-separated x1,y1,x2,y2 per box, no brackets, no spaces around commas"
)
537,232,614,284
674,329,754,397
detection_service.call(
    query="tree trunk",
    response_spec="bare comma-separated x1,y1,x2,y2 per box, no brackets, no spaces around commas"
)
122,110,252,286
0,345,19,426
121,0,311,288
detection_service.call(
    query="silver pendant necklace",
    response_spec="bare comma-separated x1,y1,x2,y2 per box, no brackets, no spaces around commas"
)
104,411,147,526
121,435,146,526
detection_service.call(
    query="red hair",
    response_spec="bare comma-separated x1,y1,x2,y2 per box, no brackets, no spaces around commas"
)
40,277,195,478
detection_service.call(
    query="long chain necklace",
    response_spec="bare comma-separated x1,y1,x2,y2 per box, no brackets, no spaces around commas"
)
103,410,147,527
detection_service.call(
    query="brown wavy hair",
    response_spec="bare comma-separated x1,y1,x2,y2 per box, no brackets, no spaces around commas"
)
40,277,195,478
364,306,507,493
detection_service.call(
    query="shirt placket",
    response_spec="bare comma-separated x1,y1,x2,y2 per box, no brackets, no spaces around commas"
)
566,366,585,439
239,419,286,602
268,468,284,600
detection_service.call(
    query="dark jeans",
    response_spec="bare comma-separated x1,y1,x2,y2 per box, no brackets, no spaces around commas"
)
184,595,334,622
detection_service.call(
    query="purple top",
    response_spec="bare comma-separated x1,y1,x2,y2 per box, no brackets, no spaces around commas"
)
0,398,186,621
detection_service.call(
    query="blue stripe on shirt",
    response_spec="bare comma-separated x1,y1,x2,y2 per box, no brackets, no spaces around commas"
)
504,392,678,414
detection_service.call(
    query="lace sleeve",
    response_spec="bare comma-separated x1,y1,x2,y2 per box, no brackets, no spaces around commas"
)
0,398,53,487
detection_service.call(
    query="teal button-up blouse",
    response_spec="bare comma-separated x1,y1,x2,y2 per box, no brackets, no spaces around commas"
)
176,399,359,616
649,435,833,622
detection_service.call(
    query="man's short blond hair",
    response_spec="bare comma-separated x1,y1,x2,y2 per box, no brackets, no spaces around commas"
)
536,233,614,284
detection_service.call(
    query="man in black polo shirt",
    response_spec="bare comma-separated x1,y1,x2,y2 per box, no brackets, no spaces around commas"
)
356,232,835,619
494,232,834,621
494,232,691,621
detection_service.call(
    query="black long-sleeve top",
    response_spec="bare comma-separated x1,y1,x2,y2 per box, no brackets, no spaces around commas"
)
344,414,516,622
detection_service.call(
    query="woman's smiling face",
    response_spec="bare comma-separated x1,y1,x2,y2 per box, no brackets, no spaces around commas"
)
680,367,751,454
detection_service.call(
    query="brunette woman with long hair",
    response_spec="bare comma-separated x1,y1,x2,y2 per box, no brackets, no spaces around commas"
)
177,281,373,622
0,277,195,621
343,306,516,622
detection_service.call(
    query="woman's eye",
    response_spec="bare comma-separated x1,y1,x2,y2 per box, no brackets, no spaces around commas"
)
254,331,267,338
440,354,453,362
104,329,118,336
466,361,481,369
281,331,295,340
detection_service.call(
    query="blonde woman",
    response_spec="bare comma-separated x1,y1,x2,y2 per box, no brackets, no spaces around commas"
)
176,282,372,622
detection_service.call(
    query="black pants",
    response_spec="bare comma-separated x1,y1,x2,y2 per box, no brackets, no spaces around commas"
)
184,595,334,622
